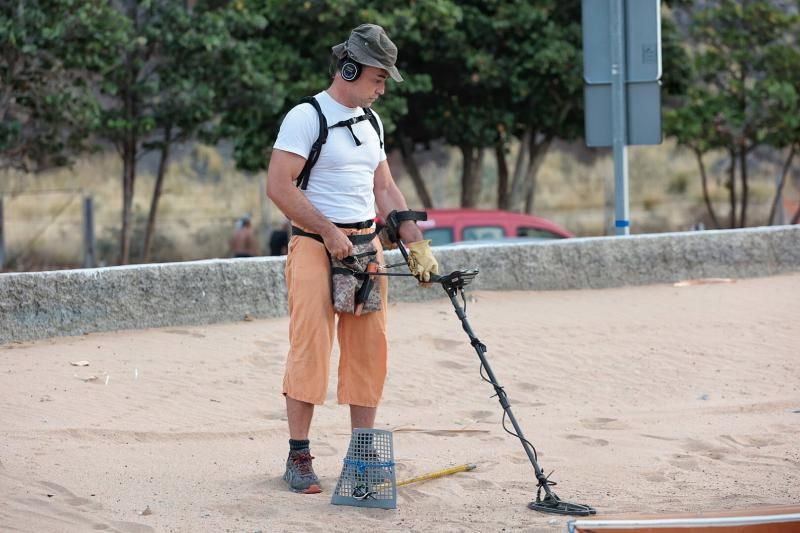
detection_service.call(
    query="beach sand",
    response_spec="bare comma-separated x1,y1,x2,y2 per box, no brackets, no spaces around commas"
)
1,273,798,532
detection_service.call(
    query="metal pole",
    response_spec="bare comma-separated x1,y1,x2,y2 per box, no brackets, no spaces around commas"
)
83,195,96,268
610,0,630,235
0,196,5,270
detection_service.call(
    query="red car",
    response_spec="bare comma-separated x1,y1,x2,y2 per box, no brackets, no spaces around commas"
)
417,208,573,246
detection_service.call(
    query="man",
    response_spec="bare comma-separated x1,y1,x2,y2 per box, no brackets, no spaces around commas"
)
229,216,258,257
265,23,438,494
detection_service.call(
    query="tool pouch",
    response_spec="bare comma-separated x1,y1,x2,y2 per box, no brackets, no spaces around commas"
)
330,240,381,315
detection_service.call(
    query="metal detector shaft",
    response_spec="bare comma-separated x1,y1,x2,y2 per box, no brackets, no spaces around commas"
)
442,289,555,499
385,223,594,515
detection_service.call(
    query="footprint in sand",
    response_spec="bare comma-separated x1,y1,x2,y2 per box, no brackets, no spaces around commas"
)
243,353,279,369
432,337,464,351
640,433,678,442
436,359,470,370
668,453,700,470
164,329,205,339
254,340,284,350
309,441,338,457
39,481,100,509
261,410,287,421
110,521,157,533
515,382,539,392
462,410,495,421
564,434,609,447
580,417,630,430
643,471,669,483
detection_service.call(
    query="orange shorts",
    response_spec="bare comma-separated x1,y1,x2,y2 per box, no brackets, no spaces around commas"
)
282,227,389,407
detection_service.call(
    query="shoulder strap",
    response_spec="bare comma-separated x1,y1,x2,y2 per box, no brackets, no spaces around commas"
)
364,107,383,150
296,96,327,191
296,98,383,190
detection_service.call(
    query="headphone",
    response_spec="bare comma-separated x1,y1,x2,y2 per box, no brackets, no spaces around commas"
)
338,55,362,82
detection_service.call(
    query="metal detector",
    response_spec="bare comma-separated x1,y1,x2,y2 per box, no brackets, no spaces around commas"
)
354,210,596,516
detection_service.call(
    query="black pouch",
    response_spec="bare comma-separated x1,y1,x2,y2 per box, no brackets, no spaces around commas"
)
330,240,381,315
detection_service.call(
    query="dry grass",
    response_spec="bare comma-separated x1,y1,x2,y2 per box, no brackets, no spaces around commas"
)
1,139,797,271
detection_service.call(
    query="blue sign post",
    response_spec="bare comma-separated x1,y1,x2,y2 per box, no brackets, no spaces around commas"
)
582,0,662,235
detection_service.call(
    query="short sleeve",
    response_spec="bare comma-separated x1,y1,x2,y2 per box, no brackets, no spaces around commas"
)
273,103,320,159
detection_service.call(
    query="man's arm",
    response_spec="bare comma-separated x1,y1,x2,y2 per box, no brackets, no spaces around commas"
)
373,160,425,243
374,159,439,282
265,149,353,259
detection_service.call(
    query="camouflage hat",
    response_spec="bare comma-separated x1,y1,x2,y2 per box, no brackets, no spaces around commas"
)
332,24,403,82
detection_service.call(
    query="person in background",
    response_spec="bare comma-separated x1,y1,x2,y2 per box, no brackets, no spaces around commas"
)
269,221,290,256
229,216,258,257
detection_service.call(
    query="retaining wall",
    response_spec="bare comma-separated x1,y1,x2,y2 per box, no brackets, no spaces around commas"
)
1,225,798,344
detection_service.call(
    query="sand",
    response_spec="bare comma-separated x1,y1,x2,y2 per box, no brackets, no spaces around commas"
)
1,273,798,532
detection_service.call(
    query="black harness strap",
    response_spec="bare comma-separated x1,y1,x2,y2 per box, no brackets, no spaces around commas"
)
364,107,383,150
291,225,376,246
297,96,327,191
330,114,371,146
295,96,383,190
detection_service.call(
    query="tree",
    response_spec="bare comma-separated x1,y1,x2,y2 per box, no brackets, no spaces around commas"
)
760,35,800,225
217,0,445,183
93,1,247,264
393,1,515,208
665,0,797,228
142,5,248,261
0,0,127,172
493,0,584,213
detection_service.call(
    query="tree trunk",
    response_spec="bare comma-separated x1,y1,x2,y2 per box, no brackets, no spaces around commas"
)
727,149,737,228
460,145,483,208
495,141,509,210
524,135,552,214
143,126,172,263
767,143,796,226
398,136,433,208
120,137,136,265
693,147,719,229
739,148,749,227
792,202,800,224
509,130,532,210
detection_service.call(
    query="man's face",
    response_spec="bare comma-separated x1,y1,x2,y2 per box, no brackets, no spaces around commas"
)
349,66,388,108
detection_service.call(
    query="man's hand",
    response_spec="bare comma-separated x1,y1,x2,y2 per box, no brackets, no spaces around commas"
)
321,227,353,260
406,240,439,283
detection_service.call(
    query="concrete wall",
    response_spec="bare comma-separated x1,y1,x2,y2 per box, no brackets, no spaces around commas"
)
1,225,798,344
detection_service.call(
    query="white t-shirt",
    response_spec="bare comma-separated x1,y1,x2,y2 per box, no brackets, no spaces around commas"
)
273,91,386,224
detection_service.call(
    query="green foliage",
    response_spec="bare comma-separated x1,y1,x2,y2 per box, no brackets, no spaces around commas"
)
209,0,458,171
663,0,800,227
0,0,127,171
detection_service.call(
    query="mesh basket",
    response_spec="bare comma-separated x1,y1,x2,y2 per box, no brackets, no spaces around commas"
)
331,428,397,509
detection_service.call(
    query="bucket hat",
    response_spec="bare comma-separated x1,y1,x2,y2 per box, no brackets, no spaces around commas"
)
332,24,403,82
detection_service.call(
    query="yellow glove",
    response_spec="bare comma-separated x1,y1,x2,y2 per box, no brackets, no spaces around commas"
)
406,240,439,283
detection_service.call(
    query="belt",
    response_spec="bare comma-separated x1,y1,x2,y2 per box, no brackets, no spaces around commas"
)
291,225,376,245
334,219,374,229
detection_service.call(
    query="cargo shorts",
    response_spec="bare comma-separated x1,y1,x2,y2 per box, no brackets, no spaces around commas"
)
282,226,389,407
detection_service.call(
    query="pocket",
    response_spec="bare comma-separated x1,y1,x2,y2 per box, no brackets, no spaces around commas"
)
330,240,381,315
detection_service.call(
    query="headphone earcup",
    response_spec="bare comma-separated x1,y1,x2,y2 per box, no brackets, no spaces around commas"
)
339,57,361,82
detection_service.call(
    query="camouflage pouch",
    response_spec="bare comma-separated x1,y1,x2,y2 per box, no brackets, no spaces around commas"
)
330,240,381,315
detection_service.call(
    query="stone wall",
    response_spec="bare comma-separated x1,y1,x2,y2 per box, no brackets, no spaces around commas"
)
1,226,798,344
